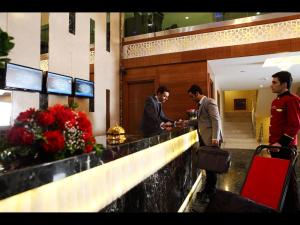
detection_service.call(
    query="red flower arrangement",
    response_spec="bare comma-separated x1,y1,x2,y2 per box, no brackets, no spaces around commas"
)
1,104,102,165
186,109,197,119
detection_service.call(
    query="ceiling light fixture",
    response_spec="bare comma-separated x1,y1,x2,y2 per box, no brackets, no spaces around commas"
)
185,16,189,20
263,55,300,70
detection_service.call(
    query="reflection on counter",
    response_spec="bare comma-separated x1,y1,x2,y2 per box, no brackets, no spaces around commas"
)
0,127,193,201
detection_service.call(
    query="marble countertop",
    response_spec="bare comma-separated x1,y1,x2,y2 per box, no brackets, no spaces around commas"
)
0,127,193,200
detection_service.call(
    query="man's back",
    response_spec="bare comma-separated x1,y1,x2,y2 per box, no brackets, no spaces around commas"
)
197,96,223,146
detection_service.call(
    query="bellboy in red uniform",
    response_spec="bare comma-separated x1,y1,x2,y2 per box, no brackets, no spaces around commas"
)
269,71,300,212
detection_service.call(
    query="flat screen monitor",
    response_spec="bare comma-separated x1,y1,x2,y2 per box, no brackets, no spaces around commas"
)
74,78,94,98
46,72,73,96
4,63,43,92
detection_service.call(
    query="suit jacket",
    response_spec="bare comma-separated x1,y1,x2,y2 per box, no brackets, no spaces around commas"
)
140,95,173,137
189,96,223,146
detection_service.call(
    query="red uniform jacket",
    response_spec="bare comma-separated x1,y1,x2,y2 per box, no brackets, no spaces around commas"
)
269,91,300,147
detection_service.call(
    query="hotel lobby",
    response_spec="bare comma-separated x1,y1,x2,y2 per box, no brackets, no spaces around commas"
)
0,12,300,213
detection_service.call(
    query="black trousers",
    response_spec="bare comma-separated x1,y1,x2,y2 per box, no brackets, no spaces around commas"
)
270,146,300,212
198,137,217,196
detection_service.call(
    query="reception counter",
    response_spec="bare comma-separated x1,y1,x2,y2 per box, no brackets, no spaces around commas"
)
0,127,199,212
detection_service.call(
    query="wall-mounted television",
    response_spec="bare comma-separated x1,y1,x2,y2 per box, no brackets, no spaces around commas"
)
46,71,73,96
74,78,94,98
3,63,43,92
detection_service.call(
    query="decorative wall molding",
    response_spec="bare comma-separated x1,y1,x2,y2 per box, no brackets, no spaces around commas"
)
122,19,300,59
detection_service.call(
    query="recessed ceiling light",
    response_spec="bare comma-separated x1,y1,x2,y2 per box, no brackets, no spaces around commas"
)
185,16,189,20
259,84,264,88
256,12,261,15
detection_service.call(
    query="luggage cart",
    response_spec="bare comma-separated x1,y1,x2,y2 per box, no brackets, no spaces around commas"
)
205,145,298,212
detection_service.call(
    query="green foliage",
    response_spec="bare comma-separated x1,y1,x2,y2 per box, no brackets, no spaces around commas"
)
93,143,104,156
0,27,15,69
0,145,35,167
68,101,79,110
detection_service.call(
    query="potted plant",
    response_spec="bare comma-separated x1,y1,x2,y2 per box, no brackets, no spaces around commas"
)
0,27,15,70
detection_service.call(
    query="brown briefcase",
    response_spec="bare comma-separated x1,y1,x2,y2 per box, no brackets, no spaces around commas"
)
197,146,231,173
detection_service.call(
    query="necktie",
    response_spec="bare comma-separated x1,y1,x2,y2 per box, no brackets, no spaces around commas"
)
158,102,162,115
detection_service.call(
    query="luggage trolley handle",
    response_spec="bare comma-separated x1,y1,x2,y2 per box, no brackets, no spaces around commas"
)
255,144,298,164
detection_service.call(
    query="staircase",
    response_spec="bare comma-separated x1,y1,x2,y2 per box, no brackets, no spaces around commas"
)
222,112,258,149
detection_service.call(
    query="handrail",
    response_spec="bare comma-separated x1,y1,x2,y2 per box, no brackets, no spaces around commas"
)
251,101,256,137
257,123,264,145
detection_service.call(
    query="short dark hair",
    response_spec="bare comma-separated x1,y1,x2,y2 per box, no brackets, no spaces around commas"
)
157,85,170,94
188,84,203,95
272,71,293,90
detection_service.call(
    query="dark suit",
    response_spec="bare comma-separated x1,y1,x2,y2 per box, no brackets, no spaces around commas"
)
140,95,173,137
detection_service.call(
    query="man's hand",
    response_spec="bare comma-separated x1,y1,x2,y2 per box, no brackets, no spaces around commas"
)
161,121,173,131
212,139,219,146
175,119,189,128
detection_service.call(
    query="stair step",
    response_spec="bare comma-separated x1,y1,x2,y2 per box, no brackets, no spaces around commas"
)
224,138,257,143
222,112,256,149
223,142,258,149
223,118,252,122
224,112,252,118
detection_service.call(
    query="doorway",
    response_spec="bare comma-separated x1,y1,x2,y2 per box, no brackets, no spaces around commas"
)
127,80,155,135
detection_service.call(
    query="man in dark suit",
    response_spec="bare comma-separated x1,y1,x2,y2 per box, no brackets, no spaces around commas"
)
140,86,174,137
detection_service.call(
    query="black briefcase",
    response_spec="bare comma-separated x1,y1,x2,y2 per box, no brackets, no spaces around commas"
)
205,189,276,213
197,146,231,173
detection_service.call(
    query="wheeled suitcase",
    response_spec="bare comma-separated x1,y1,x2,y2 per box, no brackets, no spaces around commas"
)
205,145,298,212
197,146,231,173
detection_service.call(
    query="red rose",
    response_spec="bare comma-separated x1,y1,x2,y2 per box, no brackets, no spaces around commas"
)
84,144,93,153
48,105,76,129
56,108,76,129
77,111,92,133
82,131,93,142
7,126,34,146
16,108,36,123
42,130,65,153
83,135,95,153
37,111,55,127
48,104,65,115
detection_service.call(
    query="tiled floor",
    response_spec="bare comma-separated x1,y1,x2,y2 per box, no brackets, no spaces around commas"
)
187,148,300,212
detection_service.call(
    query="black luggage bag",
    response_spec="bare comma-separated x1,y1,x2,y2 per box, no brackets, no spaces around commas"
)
197,146,231,173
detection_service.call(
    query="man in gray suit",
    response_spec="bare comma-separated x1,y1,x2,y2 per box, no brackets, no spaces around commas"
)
140,86,174,137
178,84,223,203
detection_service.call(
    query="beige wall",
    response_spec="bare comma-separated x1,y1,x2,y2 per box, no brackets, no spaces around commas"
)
1,12,120,135
6,13,41,122
255,87,276,117
208,63,224,121
0,13,6,29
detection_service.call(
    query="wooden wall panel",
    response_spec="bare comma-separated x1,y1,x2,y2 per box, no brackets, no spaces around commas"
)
122,66,158,132
158,62,208,121
122,61,208,133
